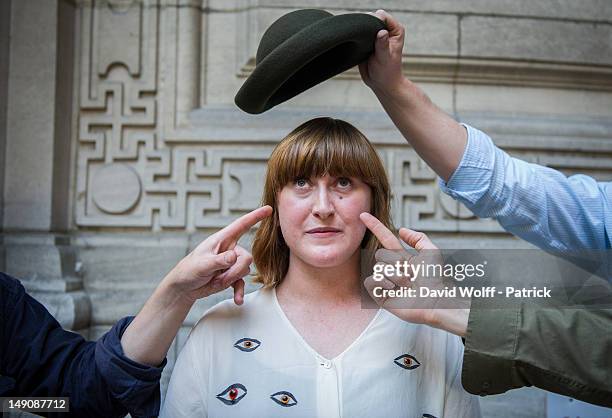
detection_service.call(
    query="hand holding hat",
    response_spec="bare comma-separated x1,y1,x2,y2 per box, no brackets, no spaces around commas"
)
359,10,406,93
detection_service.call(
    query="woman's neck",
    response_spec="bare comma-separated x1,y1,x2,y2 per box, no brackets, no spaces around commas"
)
276,251,362,304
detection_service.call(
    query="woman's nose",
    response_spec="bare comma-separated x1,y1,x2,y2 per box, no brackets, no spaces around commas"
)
312,189,334,219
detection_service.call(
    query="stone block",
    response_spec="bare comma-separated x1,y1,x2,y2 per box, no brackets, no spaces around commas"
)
398,12,458,57
456,85,612,118
4,0,58,230
27,289,91,330
460,16,612,65
77,234,188,324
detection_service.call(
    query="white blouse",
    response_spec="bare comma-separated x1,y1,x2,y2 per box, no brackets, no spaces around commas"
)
161,288,480,418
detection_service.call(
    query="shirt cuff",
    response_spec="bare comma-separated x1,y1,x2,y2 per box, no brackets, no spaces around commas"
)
95,316,166,417
438,124,498,207
462,298,524,396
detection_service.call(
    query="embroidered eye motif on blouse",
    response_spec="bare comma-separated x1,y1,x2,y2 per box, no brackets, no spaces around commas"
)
270,391,298,407
394,354,421,370
216,383,247,405
423,414,438,418
233,337,261,352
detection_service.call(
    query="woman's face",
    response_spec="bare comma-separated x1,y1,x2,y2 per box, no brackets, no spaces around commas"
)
277,174,372,268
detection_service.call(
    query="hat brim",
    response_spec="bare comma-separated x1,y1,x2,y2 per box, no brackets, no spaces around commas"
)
235,14,385,114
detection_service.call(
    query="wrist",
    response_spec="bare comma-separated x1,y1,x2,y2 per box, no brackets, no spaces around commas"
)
429,307,470,338
157,274,198,310
371,76,414,103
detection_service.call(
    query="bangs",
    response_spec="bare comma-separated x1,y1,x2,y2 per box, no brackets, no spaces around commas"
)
270,118,379,190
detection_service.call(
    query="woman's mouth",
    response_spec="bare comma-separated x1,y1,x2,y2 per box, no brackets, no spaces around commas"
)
305,227,341,238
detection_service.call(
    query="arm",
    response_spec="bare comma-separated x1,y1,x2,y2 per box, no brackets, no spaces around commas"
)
1,206,271,416
121,205,272,366
1,273,159,417
360,216,612,407
463,301,612,407
359,10,467,182
362,10,612,256
440,125,610,254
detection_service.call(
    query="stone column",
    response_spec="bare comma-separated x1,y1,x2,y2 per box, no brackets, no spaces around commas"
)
2,0,89,331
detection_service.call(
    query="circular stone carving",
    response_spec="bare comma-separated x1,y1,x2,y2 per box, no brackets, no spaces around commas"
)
92,163,142,214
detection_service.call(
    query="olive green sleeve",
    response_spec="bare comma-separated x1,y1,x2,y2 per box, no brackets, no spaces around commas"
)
461,299,612,407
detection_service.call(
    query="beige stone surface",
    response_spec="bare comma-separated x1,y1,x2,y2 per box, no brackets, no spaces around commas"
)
461,16,612,65
0,0,9,229
456,85,612,118
4,0,58,230
77,234,187,323
250,0,612,21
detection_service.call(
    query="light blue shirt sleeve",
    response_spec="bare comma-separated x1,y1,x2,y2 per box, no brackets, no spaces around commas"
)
439,124,612,258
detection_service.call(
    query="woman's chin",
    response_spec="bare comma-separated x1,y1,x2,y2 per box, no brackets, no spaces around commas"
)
300,249,354,268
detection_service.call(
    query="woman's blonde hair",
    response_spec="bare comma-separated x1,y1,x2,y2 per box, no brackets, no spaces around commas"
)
252,117,394,287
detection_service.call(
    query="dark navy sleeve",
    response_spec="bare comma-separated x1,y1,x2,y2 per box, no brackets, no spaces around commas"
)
0,273,165,417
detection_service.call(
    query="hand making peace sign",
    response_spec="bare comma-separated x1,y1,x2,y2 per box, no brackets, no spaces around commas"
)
359,212,469,337
166,206,273,305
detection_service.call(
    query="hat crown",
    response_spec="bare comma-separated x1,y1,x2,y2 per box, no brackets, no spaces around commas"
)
256,9,333,64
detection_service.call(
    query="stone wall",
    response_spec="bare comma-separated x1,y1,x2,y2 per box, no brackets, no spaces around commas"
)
2,1,612,416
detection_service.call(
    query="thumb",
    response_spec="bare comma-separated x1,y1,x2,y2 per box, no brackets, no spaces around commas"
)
398,228,437,250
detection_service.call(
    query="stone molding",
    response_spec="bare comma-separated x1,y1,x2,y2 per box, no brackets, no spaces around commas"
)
240,56,612,92
3,233,91,330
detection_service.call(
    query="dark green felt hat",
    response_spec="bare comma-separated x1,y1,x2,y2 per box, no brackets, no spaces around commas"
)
234,9,385,114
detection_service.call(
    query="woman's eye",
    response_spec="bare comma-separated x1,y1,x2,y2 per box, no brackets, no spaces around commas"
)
337,177,351,188
233,337,261,352
216,383,247,405
394,354,421,370
294,178,309,188
270,391,298,407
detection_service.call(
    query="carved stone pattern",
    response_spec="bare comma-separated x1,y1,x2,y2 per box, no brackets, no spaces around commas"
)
74,1,278,231
75,2,612,234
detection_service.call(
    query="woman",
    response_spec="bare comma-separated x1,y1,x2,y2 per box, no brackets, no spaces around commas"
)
161,117,480,417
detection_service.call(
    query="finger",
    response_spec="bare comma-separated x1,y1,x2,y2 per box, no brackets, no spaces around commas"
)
367,274,396,290
399,228,438,250
199,275,225,297
217,205,273,249
216,246,253,284
194,249,237,277
364,275,382,300
373,9,404,40
232,279,245,305
364,275,391,307
373,257,413,286
360,212,402,250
